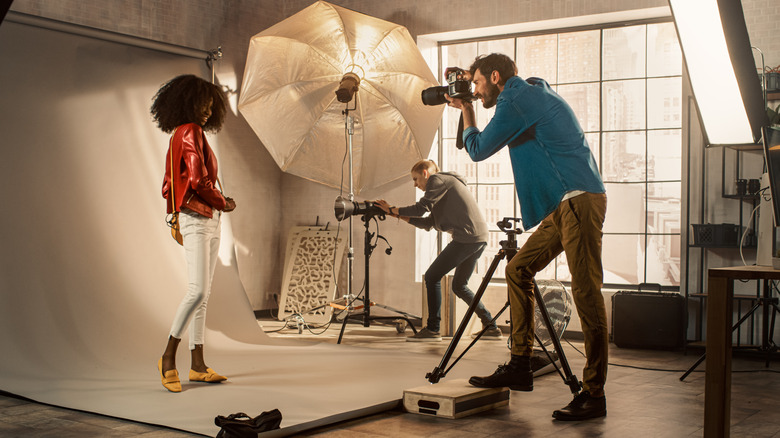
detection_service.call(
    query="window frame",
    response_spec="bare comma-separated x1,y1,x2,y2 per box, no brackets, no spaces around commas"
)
425,17,682,289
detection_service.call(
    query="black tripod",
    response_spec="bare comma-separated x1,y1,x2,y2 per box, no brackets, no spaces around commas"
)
426,217,582,396
336,212,421,344
680,277,780,381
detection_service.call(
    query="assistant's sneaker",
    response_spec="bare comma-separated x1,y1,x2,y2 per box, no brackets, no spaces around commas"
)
552,391,607,421
471,326,503,339
406,327,442,342
530,351,559,376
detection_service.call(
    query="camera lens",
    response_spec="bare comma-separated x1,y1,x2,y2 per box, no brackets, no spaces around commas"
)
421,86,449,106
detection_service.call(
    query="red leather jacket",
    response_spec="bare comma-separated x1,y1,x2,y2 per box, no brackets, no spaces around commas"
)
162,123,226,218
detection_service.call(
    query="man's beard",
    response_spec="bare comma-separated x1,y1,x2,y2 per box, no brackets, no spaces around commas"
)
481,81,500,109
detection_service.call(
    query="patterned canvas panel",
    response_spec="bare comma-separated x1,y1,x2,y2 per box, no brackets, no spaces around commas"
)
278,226,347,324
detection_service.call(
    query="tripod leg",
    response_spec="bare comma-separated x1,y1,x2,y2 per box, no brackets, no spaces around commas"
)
679,300,763,380
679,353,706,381
440,302,511,378
337,312,348,344
532,281,581,395
426,249,505,383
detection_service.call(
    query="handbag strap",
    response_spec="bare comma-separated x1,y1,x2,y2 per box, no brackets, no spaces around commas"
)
169,128,178,213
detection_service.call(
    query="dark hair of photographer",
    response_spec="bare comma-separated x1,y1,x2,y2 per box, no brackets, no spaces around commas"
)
468,53,517,86
151,74,227,134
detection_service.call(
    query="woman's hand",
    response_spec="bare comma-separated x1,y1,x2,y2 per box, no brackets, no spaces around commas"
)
224,197,236,212
373,199,391,213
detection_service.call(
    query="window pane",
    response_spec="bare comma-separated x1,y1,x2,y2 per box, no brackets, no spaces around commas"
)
647,180,682,287
557,83,600,132
480,231,509,279
646,233,681,286
603,25,646,80
604,183,646,233
648,130,682,181
586,132,600,171
415,226,436,281
478,184,517,230
602,131,646,182
444,141,477,179
558,30,600,83
442,106,461,138
516,34,557,83
647,182,681,286
603,234,644,284
442,42,477,78
647,182,682,220
647,77,682,129
476,147,514,184
603,79,646,130
647,22,682,77
478,38,514,59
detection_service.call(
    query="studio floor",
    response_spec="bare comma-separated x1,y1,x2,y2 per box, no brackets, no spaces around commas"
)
2,316,780,438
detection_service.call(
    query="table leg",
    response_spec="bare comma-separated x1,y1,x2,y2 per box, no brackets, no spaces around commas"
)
704,275,732,438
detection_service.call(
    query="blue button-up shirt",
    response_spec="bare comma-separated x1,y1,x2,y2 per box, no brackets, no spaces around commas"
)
463,76,605,230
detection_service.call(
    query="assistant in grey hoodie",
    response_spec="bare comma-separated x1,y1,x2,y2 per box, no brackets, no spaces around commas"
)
399,171,488,244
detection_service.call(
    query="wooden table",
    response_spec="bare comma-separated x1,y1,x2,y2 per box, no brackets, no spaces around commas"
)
705,265,780,437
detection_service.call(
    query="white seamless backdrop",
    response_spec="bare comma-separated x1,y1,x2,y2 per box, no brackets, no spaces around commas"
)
0,19,494,436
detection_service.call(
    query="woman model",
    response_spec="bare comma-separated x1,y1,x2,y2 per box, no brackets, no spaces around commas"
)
150,75,236,392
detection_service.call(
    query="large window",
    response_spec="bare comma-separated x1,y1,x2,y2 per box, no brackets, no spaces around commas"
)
427,21,682,286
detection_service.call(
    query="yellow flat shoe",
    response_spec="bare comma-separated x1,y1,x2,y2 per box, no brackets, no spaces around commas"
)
157,358,182,392
189,368,227,383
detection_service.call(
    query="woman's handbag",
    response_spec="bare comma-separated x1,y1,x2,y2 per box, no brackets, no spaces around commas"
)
165,129,183,245
166,212,183,245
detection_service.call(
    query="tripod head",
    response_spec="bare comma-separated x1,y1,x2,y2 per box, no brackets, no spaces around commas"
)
496,217,523,251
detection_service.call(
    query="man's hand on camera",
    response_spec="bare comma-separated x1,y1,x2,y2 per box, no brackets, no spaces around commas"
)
444,66,471,81
445,94,471,110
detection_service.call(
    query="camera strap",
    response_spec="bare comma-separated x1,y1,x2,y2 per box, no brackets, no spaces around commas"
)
456,113,465,150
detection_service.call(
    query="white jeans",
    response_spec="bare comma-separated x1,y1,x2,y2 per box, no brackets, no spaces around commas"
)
169,208,221,350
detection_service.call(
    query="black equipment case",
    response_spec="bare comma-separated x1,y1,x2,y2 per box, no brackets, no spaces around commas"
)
611,283,684,349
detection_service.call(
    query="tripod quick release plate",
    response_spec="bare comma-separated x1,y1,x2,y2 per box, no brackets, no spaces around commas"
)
497,217,523,233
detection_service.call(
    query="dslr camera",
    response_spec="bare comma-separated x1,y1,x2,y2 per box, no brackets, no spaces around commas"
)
421,68,474,106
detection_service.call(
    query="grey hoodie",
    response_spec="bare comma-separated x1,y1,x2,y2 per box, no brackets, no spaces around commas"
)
397,172,488,243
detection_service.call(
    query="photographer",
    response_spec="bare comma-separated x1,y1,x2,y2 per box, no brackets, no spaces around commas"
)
374,160,501,342
446,53,608,421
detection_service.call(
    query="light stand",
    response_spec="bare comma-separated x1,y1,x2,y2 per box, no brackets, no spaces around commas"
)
336,213,420,344
345,106,356,309
331,78,421,342
332,71,361,313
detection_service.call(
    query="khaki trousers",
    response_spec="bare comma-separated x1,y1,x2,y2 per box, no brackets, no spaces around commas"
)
506,192,608,397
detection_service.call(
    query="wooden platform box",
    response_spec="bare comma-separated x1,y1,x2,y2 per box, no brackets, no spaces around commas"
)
403,379,509,419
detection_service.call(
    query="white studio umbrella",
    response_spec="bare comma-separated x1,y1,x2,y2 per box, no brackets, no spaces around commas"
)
238,0,444,195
